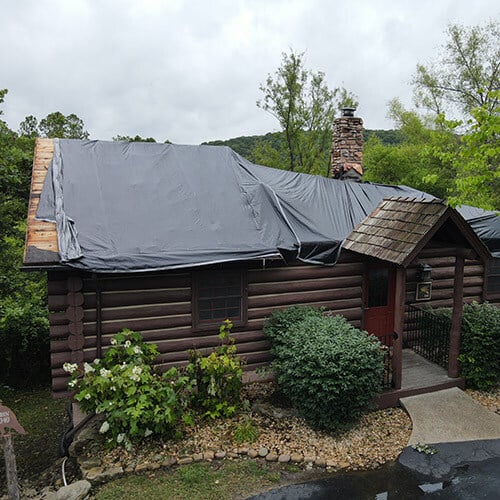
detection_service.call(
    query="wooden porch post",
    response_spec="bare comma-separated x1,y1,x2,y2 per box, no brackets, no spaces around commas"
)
392,266,406,390
448,254,465,378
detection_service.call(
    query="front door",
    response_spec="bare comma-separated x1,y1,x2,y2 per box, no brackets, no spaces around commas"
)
364,265,396,345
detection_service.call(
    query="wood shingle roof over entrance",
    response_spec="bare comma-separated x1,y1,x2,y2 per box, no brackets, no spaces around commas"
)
343,197,489,267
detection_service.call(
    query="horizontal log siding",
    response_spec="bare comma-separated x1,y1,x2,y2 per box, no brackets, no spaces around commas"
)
48,254,365,394
404,251,485,334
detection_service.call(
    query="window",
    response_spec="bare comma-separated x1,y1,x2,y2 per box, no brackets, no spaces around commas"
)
487,258,500,295
192,270,247,330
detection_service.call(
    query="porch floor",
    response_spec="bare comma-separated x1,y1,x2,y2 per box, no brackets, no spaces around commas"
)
377,349,465,408
401,349,452,390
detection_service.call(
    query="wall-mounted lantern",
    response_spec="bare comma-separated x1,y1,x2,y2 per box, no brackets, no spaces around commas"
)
416,263,432,301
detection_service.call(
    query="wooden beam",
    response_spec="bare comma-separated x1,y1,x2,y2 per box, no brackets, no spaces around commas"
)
448,255,465,378
392,266,406,390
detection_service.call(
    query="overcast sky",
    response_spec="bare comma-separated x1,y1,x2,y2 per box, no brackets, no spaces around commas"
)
1,0,498,144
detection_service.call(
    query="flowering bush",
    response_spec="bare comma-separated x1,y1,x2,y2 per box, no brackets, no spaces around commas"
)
64,329,194,448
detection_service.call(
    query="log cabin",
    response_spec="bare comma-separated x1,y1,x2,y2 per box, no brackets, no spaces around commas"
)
23,111,500,408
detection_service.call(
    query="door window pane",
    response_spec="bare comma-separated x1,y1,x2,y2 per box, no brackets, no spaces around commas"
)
368,268,389,307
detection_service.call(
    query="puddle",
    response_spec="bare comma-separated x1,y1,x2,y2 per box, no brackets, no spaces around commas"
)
249,456,500,499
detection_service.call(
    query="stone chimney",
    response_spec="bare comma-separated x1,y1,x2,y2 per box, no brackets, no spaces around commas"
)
330,107,363,181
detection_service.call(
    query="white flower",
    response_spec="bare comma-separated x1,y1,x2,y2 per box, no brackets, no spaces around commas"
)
99,368,112,378
99,421,110,434
132,366,142,376
63,362,78,374
133,346,142,355
93,359,100,366
144,428,153,437
110,338,117,346
124,340,131,348
84,393,91,400
68,380,77,389
117,433,125,444
84,362,95,374
110,386,116,391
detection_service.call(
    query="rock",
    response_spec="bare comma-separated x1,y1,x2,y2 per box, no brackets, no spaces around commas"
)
265,453,278,462
125,465,135,473
278,454,291,463
192,453,204,462
251,402,297,419
203,451,215,461
135,462,153,473
247,449,259,458
68,417,104,458
238,447,249,455
290,453,303,463
177,457,193,465
162,456,177,467
227,452,238,458
339,460,350,469
23,488,38,498
315,458,326,467
326,459,337,468
303,455,315,463
214,451,226,459
78,457,101,470
84,465,123,484
54,480,91,500
258,447,269,457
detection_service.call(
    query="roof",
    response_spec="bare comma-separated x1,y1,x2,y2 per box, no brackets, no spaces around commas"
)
23,138,498,272
344,197,490,266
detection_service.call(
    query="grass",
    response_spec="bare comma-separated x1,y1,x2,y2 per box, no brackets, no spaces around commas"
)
0,385,69,488
96,460,283,500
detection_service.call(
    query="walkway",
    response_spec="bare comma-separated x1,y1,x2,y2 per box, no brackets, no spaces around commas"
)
400,386,500,445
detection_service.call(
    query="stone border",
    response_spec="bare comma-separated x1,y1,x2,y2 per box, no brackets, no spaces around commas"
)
80,445,345,485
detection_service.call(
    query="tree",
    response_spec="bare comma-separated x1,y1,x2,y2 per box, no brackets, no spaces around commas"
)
413,21,500,118
38,111,89,139
113,134,157,143
18,115,39,138
257,50,358,175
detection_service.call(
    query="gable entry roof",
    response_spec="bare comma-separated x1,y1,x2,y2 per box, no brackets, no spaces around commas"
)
24,138,499,272
344,197,491,266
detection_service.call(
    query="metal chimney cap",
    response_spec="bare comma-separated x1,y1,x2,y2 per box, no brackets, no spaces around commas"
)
341,107,356,117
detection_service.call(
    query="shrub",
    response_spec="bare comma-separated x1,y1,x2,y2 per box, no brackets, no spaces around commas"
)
459,302,500,390
0,296,50,387
232,416,260,444
66,329,194,449
270,313,384,431
186,320,243,419
263,305,324,350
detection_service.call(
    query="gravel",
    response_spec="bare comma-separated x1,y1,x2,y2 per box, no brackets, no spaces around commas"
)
98,382,412,472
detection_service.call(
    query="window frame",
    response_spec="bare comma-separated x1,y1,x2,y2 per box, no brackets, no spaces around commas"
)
486,257,500,295
192,269,248,332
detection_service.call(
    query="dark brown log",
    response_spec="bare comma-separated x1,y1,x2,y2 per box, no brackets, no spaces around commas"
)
84,288,191,308
248,275,362,295
49,311,68,326
83,314,192,335
69,322,84,335
48,280,68,295
83,302,191,322
248,287,361,308
248,263,363,283
48,295,67,310
83,273,190,292
66,306,84,322
67,292,84,306
67,276,83,292
68,335,85,351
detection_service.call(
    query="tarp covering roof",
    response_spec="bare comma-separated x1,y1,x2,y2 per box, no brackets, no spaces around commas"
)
456,205,500,258
36,139,428,273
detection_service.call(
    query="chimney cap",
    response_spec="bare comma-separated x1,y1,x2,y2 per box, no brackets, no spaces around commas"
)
341,107,356,117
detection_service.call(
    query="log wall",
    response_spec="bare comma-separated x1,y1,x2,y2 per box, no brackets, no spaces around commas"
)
48,253,364,395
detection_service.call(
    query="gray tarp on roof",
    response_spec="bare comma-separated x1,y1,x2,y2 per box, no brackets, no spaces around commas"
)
37,139,497,273
457,205,500,258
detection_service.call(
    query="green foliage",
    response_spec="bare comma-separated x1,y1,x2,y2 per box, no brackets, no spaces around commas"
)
67,330,195,448
186,320,244,419
38,111,89,139
267,310,384,431
413,21,499,118
263,305,324,350
257,50,357,175
412,442,438,455
458,302,500,390
112,134,158,143
232,416,260,444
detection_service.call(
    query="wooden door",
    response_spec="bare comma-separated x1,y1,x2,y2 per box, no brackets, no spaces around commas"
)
364,265,396,345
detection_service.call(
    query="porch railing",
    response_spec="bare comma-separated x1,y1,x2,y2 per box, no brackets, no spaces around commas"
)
376,332,397,389
405,305,451,370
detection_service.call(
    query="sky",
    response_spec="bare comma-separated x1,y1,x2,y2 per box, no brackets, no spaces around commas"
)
1,0,498,144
